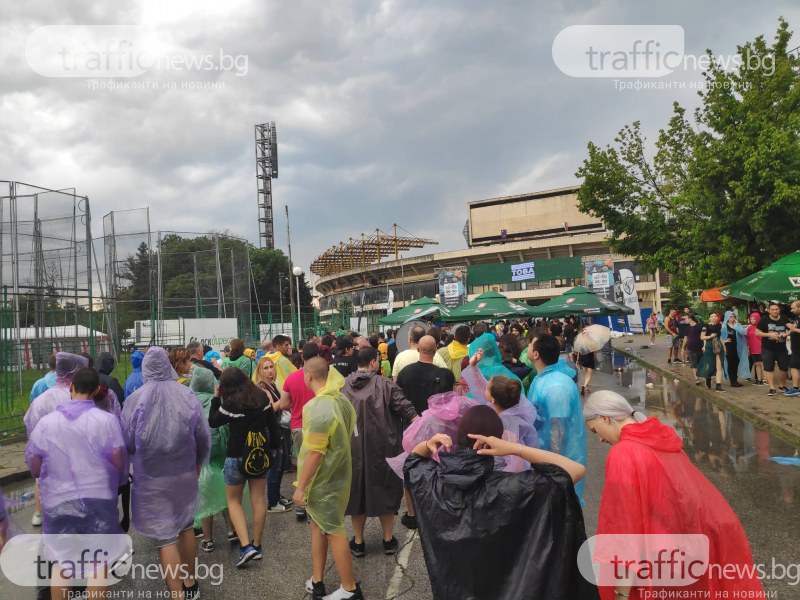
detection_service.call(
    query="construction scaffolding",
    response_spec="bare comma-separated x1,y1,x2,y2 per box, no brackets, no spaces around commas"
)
310,224,438,277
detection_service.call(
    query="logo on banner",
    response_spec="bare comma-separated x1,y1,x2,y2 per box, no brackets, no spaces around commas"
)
510,262,536,282
592,272,610,287
789,277,800,288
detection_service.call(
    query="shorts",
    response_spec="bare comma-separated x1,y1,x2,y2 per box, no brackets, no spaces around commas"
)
749,353,762,365
791,353,800,370
578,353,596,369
687,350,701,369
666,334,680,349
223,457,267,486
154,521,194,549
762,348,789,373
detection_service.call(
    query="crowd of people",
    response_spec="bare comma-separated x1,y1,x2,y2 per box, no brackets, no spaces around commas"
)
651,301,800,397
10,313,769,600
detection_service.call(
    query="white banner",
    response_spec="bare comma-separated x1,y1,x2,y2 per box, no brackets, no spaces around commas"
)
618,269,643,333
386,289,395,314
184,318,238,350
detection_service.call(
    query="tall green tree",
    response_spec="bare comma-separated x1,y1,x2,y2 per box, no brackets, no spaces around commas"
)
576,19,800,289
249,247,312,319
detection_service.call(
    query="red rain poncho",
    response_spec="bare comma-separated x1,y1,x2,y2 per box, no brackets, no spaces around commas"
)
596,417,764,599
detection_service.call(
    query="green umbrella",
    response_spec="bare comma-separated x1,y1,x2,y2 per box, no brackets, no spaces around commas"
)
719,251,800,303
441,291,531,322
379,296,451,325
527,285,634,318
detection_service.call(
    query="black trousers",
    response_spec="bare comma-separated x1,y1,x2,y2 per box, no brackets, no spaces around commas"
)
727,347,740,384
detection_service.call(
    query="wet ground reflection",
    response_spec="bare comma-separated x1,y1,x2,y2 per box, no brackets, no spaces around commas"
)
593,350,800,598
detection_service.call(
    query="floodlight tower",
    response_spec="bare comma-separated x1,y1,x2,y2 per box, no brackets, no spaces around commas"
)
255,122,279,248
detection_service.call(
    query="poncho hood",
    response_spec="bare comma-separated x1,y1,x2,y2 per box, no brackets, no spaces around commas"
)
190,365,216,403
96,352,115,375
55,352,89,385
142,347,177,381
56,399,97,421
347,370,374,390
130,350,144,370
438,450,494,489
620,416,682,452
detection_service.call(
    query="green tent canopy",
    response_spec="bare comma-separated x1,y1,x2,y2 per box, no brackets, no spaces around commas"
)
527,285,634,318
719,251,800,304
379,296,451,325
441,291,531,322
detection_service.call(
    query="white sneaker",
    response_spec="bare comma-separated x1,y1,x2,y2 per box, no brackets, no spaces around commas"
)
31,512,43,527
323,585,361,600
268,503,290,513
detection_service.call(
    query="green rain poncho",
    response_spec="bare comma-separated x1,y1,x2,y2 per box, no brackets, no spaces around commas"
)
191,366,229,525
298,367,356,536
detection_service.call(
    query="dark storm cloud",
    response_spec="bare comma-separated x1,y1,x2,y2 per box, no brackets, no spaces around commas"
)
1,0,798,280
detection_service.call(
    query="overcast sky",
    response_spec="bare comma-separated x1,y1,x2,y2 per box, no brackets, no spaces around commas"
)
2,1,799,289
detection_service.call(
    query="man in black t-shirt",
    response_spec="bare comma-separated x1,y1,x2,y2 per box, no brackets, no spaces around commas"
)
396,336,455,415
683,314,704,383
331,335,358,378
785,300,800,396
755,302,790,395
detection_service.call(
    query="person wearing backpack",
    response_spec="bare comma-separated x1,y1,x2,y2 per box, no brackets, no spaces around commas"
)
209,367,280,568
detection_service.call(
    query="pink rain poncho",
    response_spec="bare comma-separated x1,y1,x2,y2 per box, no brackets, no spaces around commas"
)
386,392,479,478
24,352,88,435
25,399,128,553
122,347,211,540
460,365,540,472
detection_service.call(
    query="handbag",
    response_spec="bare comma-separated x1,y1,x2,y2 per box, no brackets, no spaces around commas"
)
712,338,723,355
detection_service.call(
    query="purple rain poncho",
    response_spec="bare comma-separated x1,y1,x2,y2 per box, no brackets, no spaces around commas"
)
386,392,479,479
460,365,540,472
25,400,128,543
24,352,88,435
122,347,211,540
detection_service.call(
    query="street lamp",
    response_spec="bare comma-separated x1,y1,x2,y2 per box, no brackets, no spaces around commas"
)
292,266,303,340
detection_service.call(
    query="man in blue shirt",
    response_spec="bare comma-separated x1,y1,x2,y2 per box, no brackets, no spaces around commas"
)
30,354,57,402
527,333,587,504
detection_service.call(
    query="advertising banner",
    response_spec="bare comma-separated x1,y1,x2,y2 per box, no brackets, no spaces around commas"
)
437,267,468,308
584,258,615,300
617,268,644,333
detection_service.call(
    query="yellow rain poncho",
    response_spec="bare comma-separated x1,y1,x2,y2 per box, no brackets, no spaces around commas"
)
253,352,296,388
298,367,355,536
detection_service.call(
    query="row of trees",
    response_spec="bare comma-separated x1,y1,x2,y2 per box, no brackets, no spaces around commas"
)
576,19,800,291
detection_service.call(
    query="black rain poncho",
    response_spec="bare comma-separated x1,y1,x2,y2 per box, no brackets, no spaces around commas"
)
404,450,599,600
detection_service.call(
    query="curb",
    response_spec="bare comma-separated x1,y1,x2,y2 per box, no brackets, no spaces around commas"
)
0,468,32,487
614,345,800,448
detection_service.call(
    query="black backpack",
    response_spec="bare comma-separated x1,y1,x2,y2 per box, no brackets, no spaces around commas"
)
241,420,270,477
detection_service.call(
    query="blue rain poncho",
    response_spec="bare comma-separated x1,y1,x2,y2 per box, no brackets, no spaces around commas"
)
460,365,540,472
30,371,57,402
190,366,228,525
721,310,751,381
527,363,587,504
124,350,145,400
25,399,129,565
468,333,521,383
122,347,211,540
298,367,356,536
24,353,88,435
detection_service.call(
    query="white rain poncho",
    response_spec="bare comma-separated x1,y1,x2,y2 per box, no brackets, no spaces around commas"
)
122,347,211,540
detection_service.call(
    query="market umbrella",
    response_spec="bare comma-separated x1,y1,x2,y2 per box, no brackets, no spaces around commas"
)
574,324,612,354
379,296,451,326
527,285,634,318
440,291,531,322
700,287,726,302
719,251,800,303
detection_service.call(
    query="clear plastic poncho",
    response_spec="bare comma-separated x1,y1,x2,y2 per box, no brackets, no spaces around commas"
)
190,366,228,525
721,310,752,381
460,365,540,472
526,363,587,504
386,391,479,478
298,367,355,536
24,352,88,435
124,350,145,399
121,347,211,539
25,399,129,543
468,333,522,383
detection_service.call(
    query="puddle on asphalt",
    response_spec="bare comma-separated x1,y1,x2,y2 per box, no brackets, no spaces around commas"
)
592,350,800,596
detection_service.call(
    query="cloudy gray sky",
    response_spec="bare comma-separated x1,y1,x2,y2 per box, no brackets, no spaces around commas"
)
2,1,799,289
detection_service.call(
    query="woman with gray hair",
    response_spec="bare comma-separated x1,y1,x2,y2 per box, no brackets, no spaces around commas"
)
583,390,763,599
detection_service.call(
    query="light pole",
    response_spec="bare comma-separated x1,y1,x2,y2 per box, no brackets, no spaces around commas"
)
293,266,303,340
